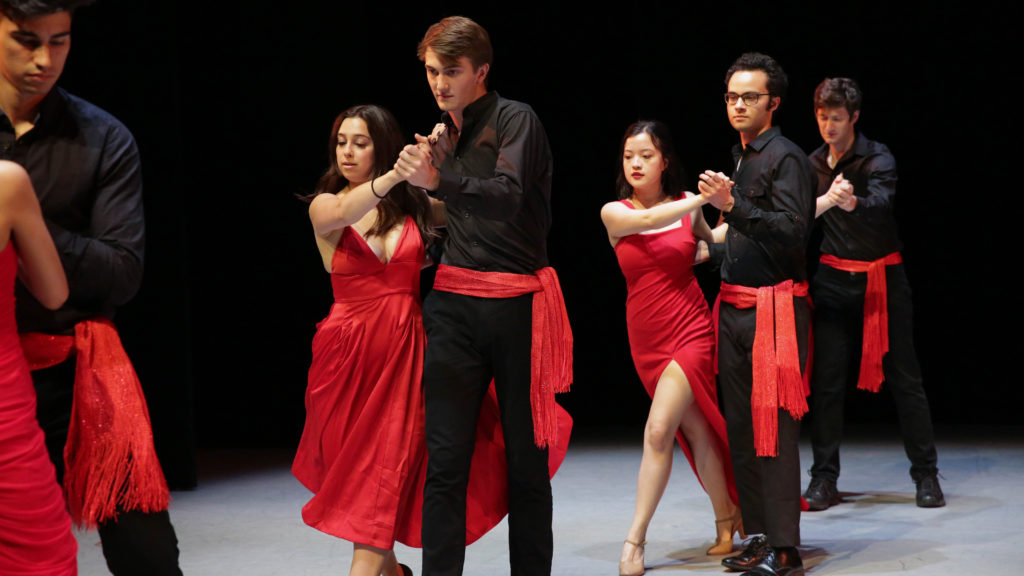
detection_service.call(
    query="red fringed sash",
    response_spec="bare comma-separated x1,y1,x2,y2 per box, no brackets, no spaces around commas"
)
20,319,170,528
715,280,810,457
820,252,902,393
432,264,573,449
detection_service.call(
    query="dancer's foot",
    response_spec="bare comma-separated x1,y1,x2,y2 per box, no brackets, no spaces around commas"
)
707,512,745,555
619,538,646,576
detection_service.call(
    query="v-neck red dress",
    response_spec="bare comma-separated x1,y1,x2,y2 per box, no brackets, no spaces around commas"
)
293,217,556,549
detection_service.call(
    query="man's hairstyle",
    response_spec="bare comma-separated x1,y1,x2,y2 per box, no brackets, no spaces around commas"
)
725,52,788,100
417,15,493,73
0,0,94,19
814,77,862,116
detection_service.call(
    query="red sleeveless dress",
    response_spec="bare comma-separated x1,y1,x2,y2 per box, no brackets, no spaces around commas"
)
0,243,77,574
612,202,738,502
292,217,570,549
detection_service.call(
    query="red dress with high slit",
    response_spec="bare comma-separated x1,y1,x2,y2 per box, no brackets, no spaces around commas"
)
292,217,570,549
612,202,738,502
0,243,77,575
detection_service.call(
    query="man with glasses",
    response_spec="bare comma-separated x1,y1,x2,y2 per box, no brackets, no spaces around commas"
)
699,52,815,576
802,77,944,511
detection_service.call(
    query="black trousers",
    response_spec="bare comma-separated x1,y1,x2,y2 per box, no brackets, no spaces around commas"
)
718,297,810,548
421,291,552,576
33,360,183,576
808,263,938,483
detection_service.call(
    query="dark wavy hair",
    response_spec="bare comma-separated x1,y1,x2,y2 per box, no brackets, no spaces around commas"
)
725,52,788,101
310,104,434,245
814,77,862,117
0,0,93,19
615,120,687,201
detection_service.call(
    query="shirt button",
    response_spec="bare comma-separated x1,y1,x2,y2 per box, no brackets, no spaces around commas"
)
472,241,480,247
463,211,471,218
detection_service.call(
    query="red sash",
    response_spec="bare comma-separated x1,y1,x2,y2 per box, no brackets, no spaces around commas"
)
714,280,810,457
432,265,573,449
20,319,170,528
820,252,902,393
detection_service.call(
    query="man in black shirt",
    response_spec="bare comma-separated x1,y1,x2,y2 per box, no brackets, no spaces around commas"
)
396,15,572,576
699,52,815,576
0,1,182,574
802,77,943,511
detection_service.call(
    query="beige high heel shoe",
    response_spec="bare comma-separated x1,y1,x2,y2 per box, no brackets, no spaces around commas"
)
619,538,646,576
707,513,745,555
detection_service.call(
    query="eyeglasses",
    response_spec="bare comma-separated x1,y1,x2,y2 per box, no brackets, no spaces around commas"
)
724,92,771,106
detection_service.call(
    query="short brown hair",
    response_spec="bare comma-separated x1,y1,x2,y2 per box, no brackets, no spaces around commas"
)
814,77,863,117
417,15,493,71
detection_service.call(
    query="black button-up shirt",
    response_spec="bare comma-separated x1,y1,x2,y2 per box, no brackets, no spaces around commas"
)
0,88,144,333
428,91,552,274
721,126,816,287
808,133,903,261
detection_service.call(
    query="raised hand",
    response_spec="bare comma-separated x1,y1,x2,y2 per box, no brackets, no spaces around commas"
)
697,170,735,211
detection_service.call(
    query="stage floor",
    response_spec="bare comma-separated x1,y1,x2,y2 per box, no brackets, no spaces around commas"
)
76,425,1023,575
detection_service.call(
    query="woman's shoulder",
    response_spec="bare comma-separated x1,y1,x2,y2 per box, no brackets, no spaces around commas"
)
0,161,32,207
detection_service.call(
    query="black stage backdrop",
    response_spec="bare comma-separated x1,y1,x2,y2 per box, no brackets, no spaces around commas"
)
58,1,1017,488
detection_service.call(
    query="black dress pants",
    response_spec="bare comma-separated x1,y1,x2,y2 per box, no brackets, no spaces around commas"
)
808,263,938,483
718,297,810,548
421,291,552,576
33,360,183,576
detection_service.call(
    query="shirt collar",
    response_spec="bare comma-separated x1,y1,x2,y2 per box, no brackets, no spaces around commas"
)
441,90,498,137
745,125,781,152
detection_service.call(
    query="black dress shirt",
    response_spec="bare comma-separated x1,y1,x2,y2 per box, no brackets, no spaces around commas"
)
721,126,816,287
808,133,904,261
0,88,144,333
428,91,553,275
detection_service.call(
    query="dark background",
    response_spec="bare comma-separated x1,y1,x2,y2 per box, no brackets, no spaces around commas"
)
57,1,1018,489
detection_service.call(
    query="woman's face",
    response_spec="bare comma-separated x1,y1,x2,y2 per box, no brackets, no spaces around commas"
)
335,117,375,186
622,131,666,194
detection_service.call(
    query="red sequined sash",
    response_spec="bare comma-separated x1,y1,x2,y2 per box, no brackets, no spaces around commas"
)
715,280,810,457
20,319,170,528
432,265,573,449
820,252,902,393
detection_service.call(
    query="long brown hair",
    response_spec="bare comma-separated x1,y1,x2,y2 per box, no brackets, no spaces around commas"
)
310,104,434,245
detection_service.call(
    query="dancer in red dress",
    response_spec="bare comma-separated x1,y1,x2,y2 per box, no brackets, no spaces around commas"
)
601,121,740,576
0,161,74,575
292,105,570,576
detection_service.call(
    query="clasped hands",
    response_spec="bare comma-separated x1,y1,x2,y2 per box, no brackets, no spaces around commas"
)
697,170,735,211
824,174,856,212
395,123,447,191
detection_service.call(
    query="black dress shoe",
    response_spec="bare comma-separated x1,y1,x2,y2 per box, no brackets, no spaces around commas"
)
740,545,803,576
803,477,840,511
722,534,768,571
915,474,945,508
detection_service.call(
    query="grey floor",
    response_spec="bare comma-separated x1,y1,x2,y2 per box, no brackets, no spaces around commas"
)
75,425,1024,575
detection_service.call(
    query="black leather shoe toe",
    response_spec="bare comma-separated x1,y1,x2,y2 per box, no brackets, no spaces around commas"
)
915,474,945,508
803,477,840,511
740,546,803,576
722,534,768,572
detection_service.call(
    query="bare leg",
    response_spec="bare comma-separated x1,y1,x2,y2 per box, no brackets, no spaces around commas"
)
350,544,406,576
620,361,689,571
678,398,741,552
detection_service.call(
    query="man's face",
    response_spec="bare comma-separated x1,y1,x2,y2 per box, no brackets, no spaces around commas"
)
0,11,71,97
725,70,776,138
422,48,487,116
816,106,859,149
